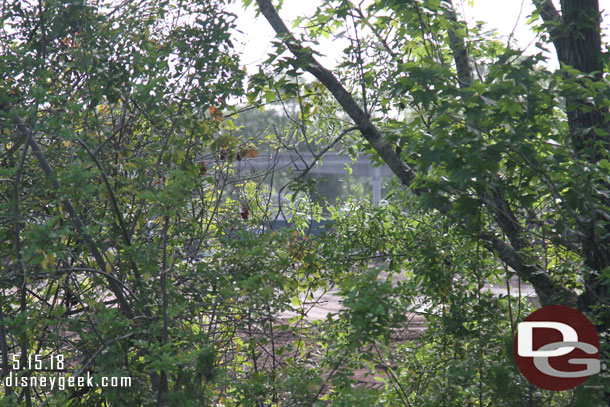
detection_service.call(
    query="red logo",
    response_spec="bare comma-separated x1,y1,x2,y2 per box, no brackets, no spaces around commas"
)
513,305,600,391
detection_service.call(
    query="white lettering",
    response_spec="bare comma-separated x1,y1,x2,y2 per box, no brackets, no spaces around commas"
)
517,321,577,357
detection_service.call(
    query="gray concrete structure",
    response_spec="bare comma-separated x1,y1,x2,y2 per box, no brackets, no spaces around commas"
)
236,152,394,205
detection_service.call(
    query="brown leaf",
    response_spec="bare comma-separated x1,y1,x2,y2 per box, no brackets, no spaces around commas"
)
208,106,223,122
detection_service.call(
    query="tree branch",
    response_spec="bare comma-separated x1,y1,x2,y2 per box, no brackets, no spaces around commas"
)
255,0,416,187
531,0,562,41
9,112,134,318
481,232,574,306
480,190,577,306
442,0,473,87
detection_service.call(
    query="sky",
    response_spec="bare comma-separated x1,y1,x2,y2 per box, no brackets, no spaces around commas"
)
228,0,610,72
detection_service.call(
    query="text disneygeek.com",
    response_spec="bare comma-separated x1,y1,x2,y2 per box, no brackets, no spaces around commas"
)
3,371,132,390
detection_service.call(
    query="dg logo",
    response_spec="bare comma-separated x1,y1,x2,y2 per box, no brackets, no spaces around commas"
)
513,305,601,391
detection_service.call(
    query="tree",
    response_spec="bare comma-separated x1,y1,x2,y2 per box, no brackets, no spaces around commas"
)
1,0,609,405
0,0,258,405
250,0,610,403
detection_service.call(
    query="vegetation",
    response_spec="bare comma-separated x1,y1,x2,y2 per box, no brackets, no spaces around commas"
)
0,0,608,406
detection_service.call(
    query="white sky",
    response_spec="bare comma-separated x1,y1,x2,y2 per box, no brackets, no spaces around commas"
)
229,0,610,71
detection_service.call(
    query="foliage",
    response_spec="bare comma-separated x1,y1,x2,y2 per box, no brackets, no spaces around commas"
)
0,0,251,405
1,0,610,406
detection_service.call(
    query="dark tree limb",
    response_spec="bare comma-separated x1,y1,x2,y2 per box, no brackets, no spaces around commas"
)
532,0,608,157
442,0,473,87
531,0,562,40
481,191,576,306
532,0,603,74
255,0,416,187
